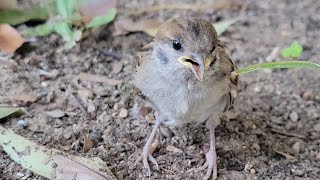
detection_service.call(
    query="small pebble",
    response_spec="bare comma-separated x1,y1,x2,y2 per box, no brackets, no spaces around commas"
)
252,143,260,152
314,123,320,132
17,119,28,128
63,131,72,140
316,152,320,160
289,111,299,122
119,108,128,118
292,142,302,153
302,91,314,101
291,169,304,176
41,81,48,87
90,129,103,141
285,122,297,130
16,172,24,177
250,168,256,174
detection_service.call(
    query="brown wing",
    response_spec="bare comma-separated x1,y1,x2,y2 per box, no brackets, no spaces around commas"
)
214,41,239,112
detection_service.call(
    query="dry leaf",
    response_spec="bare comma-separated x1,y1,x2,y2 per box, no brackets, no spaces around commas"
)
83,137,94,153
79,0,117,24
166,145,183,154
113,19,162,37
0,125,117,180
77,73,122,86
44,109,66,118
274,150,297,162
0,24,25,54
13,94,37,103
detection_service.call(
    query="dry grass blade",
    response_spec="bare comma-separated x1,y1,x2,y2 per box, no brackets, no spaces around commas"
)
274,150,297,163
77,73,122,86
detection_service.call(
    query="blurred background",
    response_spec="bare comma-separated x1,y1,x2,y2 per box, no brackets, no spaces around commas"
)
0,0,319,179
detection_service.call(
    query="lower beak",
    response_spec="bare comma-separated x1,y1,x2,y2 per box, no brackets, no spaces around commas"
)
178,56,205,81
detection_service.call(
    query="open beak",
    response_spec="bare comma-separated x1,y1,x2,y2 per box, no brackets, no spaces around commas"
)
178,55,205,81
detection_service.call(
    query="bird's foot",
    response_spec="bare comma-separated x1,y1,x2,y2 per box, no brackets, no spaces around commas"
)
189,127,217,180
135,113,163,176
135,138,160,176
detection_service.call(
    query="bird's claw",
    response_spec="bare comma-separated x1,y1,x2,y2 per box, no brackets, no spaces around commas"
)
135,151,159,176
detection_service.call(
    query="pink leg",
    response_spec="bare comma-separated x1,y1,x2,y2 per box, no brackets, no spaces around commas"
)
194,127,218,180
136,114,163,176
204,127,218,180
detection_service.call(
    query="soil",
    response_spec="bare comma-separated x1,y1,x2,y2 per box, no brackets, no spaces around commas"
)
1,0,320,179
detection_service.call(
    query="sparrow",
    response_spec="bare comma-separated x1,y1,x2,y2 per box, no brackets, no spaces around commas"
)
134,17,239,180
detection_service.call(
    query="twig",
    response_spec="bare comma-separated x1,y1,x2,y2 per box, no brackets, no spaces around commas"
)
271,128,306,139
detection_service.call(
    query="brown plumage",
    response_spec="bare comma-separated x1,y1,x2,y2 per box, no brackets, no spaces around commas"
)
134,17,239,179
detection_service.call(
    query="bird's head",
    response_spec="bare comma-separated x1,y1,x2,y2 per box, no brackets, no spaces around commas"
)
152,17,219,81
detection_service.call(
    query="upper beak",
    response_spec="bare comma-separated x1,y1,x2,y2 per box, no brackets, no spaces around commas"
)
178,55,205,81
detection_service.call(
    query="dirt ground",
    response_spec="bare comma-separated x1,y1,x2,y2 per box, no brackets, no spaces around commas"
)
1,0,320,179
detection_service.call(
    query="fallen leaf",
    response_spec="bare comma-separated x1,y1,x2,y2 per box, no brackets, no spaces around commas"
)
166,145,183,154
281,41,303,58
0,24,25,53
77,73,122,86
0,106,23,119
43,109,65,118
83,137,94,153
113,19,162,37
0,125,117,180
118,108,128,118
274,150,297,163
13,94,37,103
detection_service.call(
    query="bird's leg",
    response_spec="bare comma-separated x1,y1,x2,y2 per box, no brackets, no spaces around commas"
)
136,113,164,176
193,127,217,180
204,127,218,180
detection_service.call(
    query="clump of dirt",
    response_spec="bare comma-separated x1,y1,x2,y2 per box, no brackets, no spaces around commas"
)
0,0,319,179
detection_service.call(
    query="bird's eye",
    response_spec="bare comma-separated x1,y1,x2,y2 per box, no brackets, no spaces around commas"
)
172,40,182,50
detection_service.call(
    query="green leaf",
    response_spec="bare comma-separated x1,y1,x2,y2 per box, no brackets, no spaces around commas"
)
56,0,77,18
53,22,81,48
235,61,320,75
281,41,303,58
0,6,49,25
0,125,117,180
54,22,74,41
86,8,117,28
213,17,241,36
21,23,54,37
0,106,22,119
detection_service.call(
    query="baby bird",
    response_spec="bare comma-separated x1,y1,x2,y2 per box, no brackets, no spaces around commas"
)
134,17,239,180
